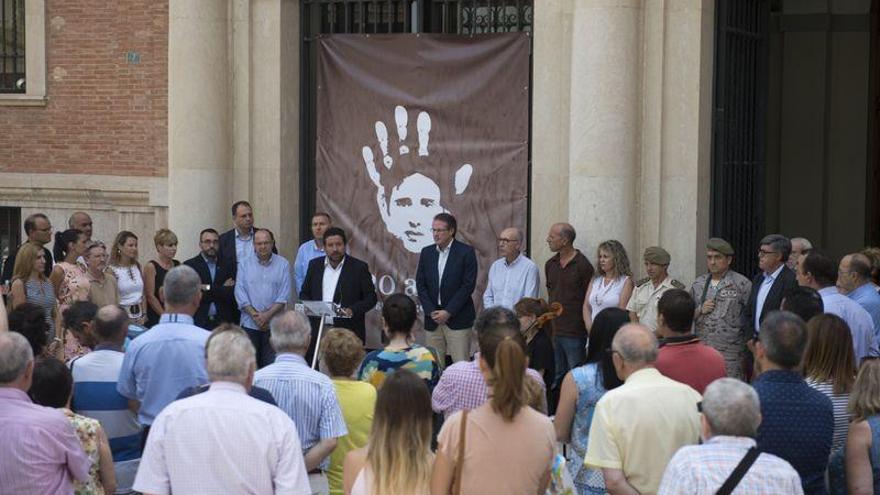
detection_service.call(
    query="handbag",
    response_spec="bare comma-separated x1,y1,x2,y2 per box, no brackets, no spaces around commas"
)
716,447,760,495
451,410,469,495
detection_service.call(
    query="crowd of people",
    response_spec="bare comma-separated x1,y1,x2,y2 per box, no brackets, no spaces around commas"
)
1,202,880,494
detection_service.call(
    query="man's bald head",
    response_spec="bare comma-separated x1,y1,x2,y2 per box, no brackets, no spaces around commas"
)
94,305,129,343
612,324,659,365
68,211,93,239
551,223,576,244
0,332,33,385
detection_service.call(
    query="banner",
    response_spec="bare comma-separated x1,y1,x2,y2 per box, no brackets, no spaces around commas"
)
316,33,530,346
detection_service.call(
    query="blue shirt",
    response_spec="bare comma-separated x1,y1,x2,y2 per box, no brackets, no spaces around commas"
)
116,314,209,425
819,286,880,362
755,264,784,332
294,240,325,295
234,228,255,267
202,253,218,317
235,253,292,330
848,283,880,340
482,254,540,310
754,369,834,495
253,353,347,468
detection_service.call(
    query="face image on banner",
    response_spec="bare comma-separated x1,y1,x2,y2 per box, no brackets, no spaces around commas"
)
315,33,530,346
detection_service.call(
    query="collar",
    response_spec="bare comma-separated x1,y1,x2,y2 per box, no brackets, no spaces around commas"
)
311,239,325,252
550,249,581,266
324,256,345,271
201,253,217,265
652,275,671,289
159,313,195,325
764,264,784,281
257,253,274,266
436,240,454,254
660,334,700,346
818,286,839,297
852,283,879,298
755,369,803,383
209,381,248,394
624,367,662,384
503,253,524,267
94,342,123,352
0,387,31,402
235,228,255,241
467,352,482,370
705,436,757,448
275,353,309,366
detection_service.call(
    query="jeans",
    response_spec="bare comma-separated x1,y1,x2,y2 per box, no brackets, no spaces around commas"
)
553,335,587,389
245,327,275,369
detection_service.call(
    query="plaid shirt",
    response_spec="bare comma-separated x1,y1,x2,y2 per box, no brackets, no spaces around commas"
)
658,436,804,495
431,352,544,418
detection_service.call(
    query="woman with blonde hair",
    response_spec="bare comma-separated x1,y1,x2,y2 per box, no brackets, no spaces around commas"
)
143,229,180,327
109,231,144,324
9,243,58,343
431,309,556,494
844,359,880,494
344,369,433,495
582,240,634,332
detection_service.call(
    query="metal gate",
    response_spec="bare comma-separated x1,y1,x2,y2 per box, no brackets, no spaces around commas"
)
711,0,770,277
299,0,533,241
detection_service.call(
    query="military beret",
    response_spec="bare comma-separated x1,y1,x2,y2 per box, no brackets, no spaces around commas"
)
707,237,734,256
643,246,671,265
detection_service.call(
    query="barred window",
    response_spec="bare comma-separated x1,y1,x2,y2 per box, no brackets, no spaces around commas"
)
1,0,25,94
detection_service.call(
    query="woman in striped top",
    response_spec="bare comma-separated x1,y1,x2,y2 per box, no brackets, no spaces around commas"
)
9,242,59,349
802,313,857,453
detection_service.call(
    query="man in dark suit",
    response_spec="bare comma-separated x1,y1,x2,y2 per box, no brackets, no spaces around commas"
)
1,213,54,284
415,213,477,365
299,227,377,363
745,234,798,341
184,228,237,330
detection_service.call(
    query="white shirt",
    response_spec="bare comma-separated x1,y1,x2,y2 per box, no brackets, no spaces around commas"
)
755,264,784,332
111,265,144,306
482,254,540,310
437,242,452,305
133,381,311,495
322,257,345,303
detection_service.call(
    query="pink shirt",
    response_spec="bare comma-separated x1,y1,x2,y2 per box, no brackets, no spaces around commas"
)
0,387,91,494
656,336,727,394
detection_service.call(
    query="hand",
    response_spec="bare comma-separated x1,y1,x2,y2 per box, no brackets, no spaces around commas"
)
701,299,716,315
253,311,267,329
431,310,451,325
224,278,235,287
340,308,353,318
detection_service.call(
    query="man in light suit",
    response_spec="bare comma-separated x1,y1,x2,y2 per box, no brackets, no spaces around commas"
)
299,227,377,363
416,213,477,366
184,229,237,330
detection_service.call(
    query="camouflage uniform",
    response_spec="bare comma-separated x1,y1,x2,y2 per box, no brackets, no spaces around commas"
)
690,269,752,379
626,276,684,332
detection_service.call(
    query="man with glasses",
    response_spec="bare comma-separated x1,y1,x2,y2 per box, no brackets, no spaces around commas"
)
1,213,54,287
483,227,539,310
745,234,798,341
184,228,237,330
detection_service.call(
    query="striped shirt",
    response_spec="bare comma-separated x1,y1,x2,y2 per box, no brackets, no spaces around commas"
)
806,378,851,453
253,353,347,469
658,436,803,495
70,345,142,494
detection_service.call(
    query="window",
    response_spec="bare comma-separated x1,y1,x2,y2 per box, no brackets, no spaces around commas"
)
0,0,44,105
1,0,25,93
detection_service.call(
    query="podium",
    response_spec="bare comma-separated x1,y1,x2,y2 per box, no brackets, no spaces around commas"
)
298,301,350,369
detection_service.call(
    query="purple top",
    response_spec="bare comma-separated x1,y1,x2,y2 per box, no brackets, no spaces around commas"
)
0,387,91,494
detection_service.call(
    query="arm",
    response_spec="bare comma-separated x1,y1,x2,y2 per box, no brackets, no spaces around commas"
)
431,369,456,414
304,438,339,472
96,426,117,495
294,247,307,296
49,265,65,299
415,253,437,315
526,263,540,298
443,248,478,318
430,447,455,495
582,278,595,331
348,263,378,316
343,449,367,495
132,415,170,495
553,372,578,443
602,468,640,495
846,420,874,495
10,279,26,309
234,264,251,310
617,277,634,309
142,262,163,316
299,260,315,301
482,263,496,308
628,311,638,323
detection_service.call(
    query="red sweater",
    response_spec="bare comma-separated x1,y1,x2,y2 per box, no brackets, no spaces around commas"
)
655,335,727,394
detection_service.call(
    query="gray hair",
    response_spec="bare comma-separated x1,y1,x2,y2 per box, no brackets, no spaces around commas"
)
68,211,91,228
612,324,659,364
207,327,255,382
791,237,813,252
163,265,202,306
269,310,312,353
760,234,792,263
0,332,34,384
759,311,807,369
702,378,762,438
474,306,519,336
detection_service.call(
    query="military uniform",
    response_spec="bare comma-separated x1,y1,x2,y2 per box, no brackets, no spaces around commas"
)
626,275,684,331
690,270,751,379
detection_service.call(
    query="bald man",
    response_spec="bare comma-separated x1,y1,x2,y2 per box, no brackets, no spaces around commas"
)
584,324,701,495
483,227,540,310
68,212,93,241
839,252,880,335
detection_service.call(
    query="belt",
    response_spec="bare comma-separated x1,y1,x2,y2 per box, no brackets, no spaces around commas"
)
307,469,324,475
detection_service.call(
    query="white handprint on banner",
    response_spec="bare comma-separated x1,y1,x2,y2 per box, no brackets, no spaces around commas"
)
362,106,474,253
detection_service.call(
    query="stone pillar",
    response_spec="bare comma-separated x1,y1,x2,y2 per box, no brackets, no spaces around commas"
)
167,0,231,258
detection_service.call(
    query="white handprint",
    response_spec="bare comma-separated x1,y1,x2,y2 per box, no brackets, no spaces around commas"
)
362,105,473,253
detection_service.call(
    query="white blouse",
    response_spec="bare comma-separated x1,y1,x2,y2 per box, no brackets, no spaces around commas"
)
111,265,144,305
587,275,629,318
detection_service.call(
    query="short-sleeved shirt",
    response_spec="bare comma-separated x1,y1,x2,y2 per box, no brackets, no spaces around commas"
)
545,250,595,338
655,335,727,394
328,380,376,495
626,276,684,331
584,367,701,495
438,403,556,494
358,344,440,390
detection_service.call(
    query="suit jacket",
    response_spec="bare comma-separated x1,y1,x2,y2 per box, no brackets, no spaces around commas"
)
415,239,478,331
745,265,799,339
299,254,377,342
184,254,237,330
217,227,277,278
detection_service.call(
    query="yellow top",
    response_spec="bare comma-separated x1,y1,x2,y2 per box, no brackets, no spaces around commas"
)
327,379,376,495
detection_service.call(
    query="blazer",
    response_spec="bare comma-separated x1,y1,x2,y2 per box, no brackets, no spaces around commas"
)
217,227,276,277
745,265,799,339
299,254,378,342
415,239,478,331
184,254,237,330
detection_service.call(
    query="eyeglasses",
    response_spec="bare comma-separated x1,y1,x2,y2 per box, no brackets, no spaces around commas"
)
758,249,779,257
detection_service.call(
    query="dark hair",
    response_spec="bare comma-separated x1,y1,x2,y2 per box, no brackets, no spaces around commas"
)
53,229,84,261
381,293,417,337
802,250,837,287
62,300,97,334
23,213,48,235
585,308,629,390
474,306,519,336
657,289,696,333
479,322,529,421
8,303,50,356
781,286,824,322
94,306,130,341
759,234,792,263
803,314,856,395
199,228,219,240
28,357,72,408
323,227,347,245
312,212,332,223
513,298,550,320
231,200,252,217
254,228,275,243
759,311,807,370
433,213,457,237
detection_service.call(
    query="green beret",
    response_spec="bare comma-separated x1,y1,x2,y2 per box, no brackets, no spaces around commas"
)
707,237,734,256
643,246,671,265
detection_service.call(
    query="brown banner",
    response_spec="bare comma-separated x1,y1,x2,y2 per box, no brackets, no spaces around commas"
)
316,33,530,346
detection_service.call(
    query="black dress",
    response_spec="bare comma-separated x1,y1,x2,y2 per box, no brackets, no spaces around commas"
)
146,259,180,327
527,327,556,401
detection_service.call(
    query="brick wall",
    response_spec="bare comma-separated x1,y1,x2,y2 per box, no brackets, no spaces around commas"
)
0,0,168,177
